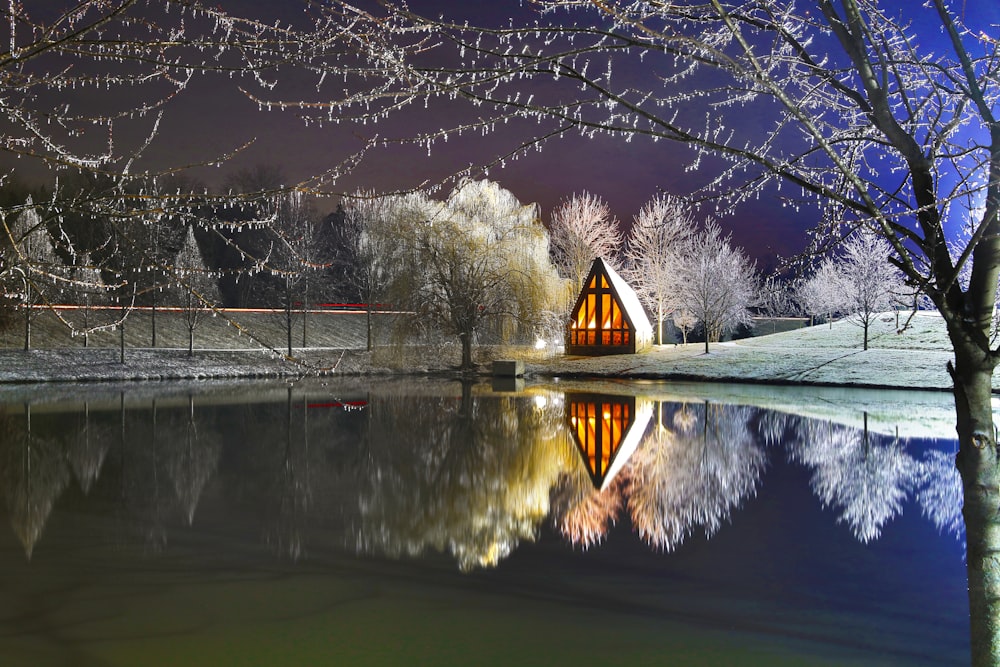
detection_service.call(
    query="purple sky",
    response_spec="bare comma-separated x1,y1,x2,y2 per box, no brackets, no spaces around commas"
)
6,1,1000,269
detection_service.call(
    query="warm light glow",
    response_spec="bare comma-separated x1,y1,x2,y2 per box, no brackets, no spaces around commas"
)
535,338,546,350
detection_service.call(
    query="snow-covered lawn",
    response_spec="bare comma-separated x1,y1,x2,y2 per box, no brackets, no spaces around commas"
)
529,311,965,391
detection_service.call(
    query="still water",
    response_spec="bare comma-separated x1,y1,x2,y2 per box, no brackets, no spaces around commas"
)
0,379,969,666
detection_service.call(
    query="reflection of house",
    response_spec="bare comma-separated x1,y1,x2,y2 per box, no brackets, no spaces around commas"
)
567,393,652,490
566,258,652,355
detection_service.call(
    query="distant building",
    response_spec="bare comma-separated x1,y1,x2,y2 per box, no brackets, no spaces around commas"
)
566,257,652,355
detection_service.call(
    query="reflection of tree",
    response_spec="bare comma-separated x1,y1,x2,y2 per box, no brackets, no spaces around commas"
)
626,403,765,551
65,402,112,495
161,396,221,526
119,397,168,552
917,448,964,542
787,416,921,543
264,388,313,561
355,385,574,570
0,405,70,558
551,471,623,548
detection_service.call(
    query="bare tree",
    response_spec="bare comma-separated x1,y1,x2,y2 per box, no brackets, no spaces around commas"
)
832,229,909,350
170,225,220,356
271,190,322,356
678,223,758,354
797,261,846,328
337,191,415,350
624,194,696,344
549,192,623,295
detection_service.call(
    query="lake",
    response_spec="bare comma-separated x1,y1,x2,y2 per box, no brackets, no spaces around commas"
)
0,378,970,666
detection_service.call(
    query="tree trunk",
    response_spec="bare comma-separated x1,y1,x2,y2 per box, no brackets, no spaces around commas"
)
285,280,293,357
366,305,373,351
460,332,473,370
188,326,194,356
950,338,1000,666
863,317,869,351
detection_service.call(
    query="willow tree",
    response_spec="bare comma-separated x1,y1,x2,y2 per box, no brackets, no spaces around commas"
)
374,180,566,369
271,3,1000,659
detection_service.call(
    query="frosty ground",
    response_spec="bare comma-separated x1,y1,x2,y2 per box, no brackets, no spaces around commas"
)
0,309,968,391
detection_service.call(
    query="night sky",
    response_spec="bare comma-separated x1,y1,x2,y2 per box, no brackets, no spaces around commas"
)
4,1,1000,269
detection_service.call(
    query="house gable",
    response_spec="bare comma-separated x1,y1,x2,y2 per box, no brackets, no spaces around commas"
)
566,257,652,355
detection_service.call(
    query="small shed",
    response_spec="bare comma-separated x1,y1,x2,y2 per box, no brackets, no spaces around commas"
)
566,257,653,355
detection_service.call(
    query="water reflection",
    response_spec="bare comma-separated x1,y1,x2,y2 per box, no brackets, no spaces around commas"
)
0,382,963,569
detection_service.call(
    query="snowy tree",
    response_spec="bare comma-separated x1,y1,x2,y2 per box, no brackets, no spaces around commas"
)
677,223,758,354
3,197,60,350
797,261,847,327
338,191,423,351
832,229,909,350
624,194,696,344
386,180,566,370
171,225,220,356
549,192,623,295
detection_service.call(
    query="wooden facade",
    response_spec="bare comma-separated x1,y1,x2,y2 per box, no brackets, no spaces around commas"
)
566,257,652,355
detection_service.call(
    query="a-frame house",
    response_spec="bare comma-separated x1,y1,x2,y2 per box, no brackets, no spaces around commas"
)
566,257,653,355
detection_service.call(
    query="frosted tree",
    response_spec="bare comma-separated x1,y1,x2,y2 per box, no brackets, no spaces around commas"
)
627,402,766,551
624,194,697,344
797,261,847,327
830,229,909,350
171,225,220,356
386,180,566,370
65,251,108,348
549,192,623,295
338,191,423,350
3,197,60,350
677,223,758,353
672,309,697,345
757,276,798,333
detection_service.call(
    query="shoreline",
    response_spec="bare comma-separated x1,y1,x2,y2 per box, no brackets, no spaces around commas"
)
0,341,962,394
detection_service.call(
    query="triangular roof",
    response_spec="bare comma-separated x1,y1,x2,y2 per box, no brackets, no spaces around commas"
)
597,258,652,335
566,257,652,354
